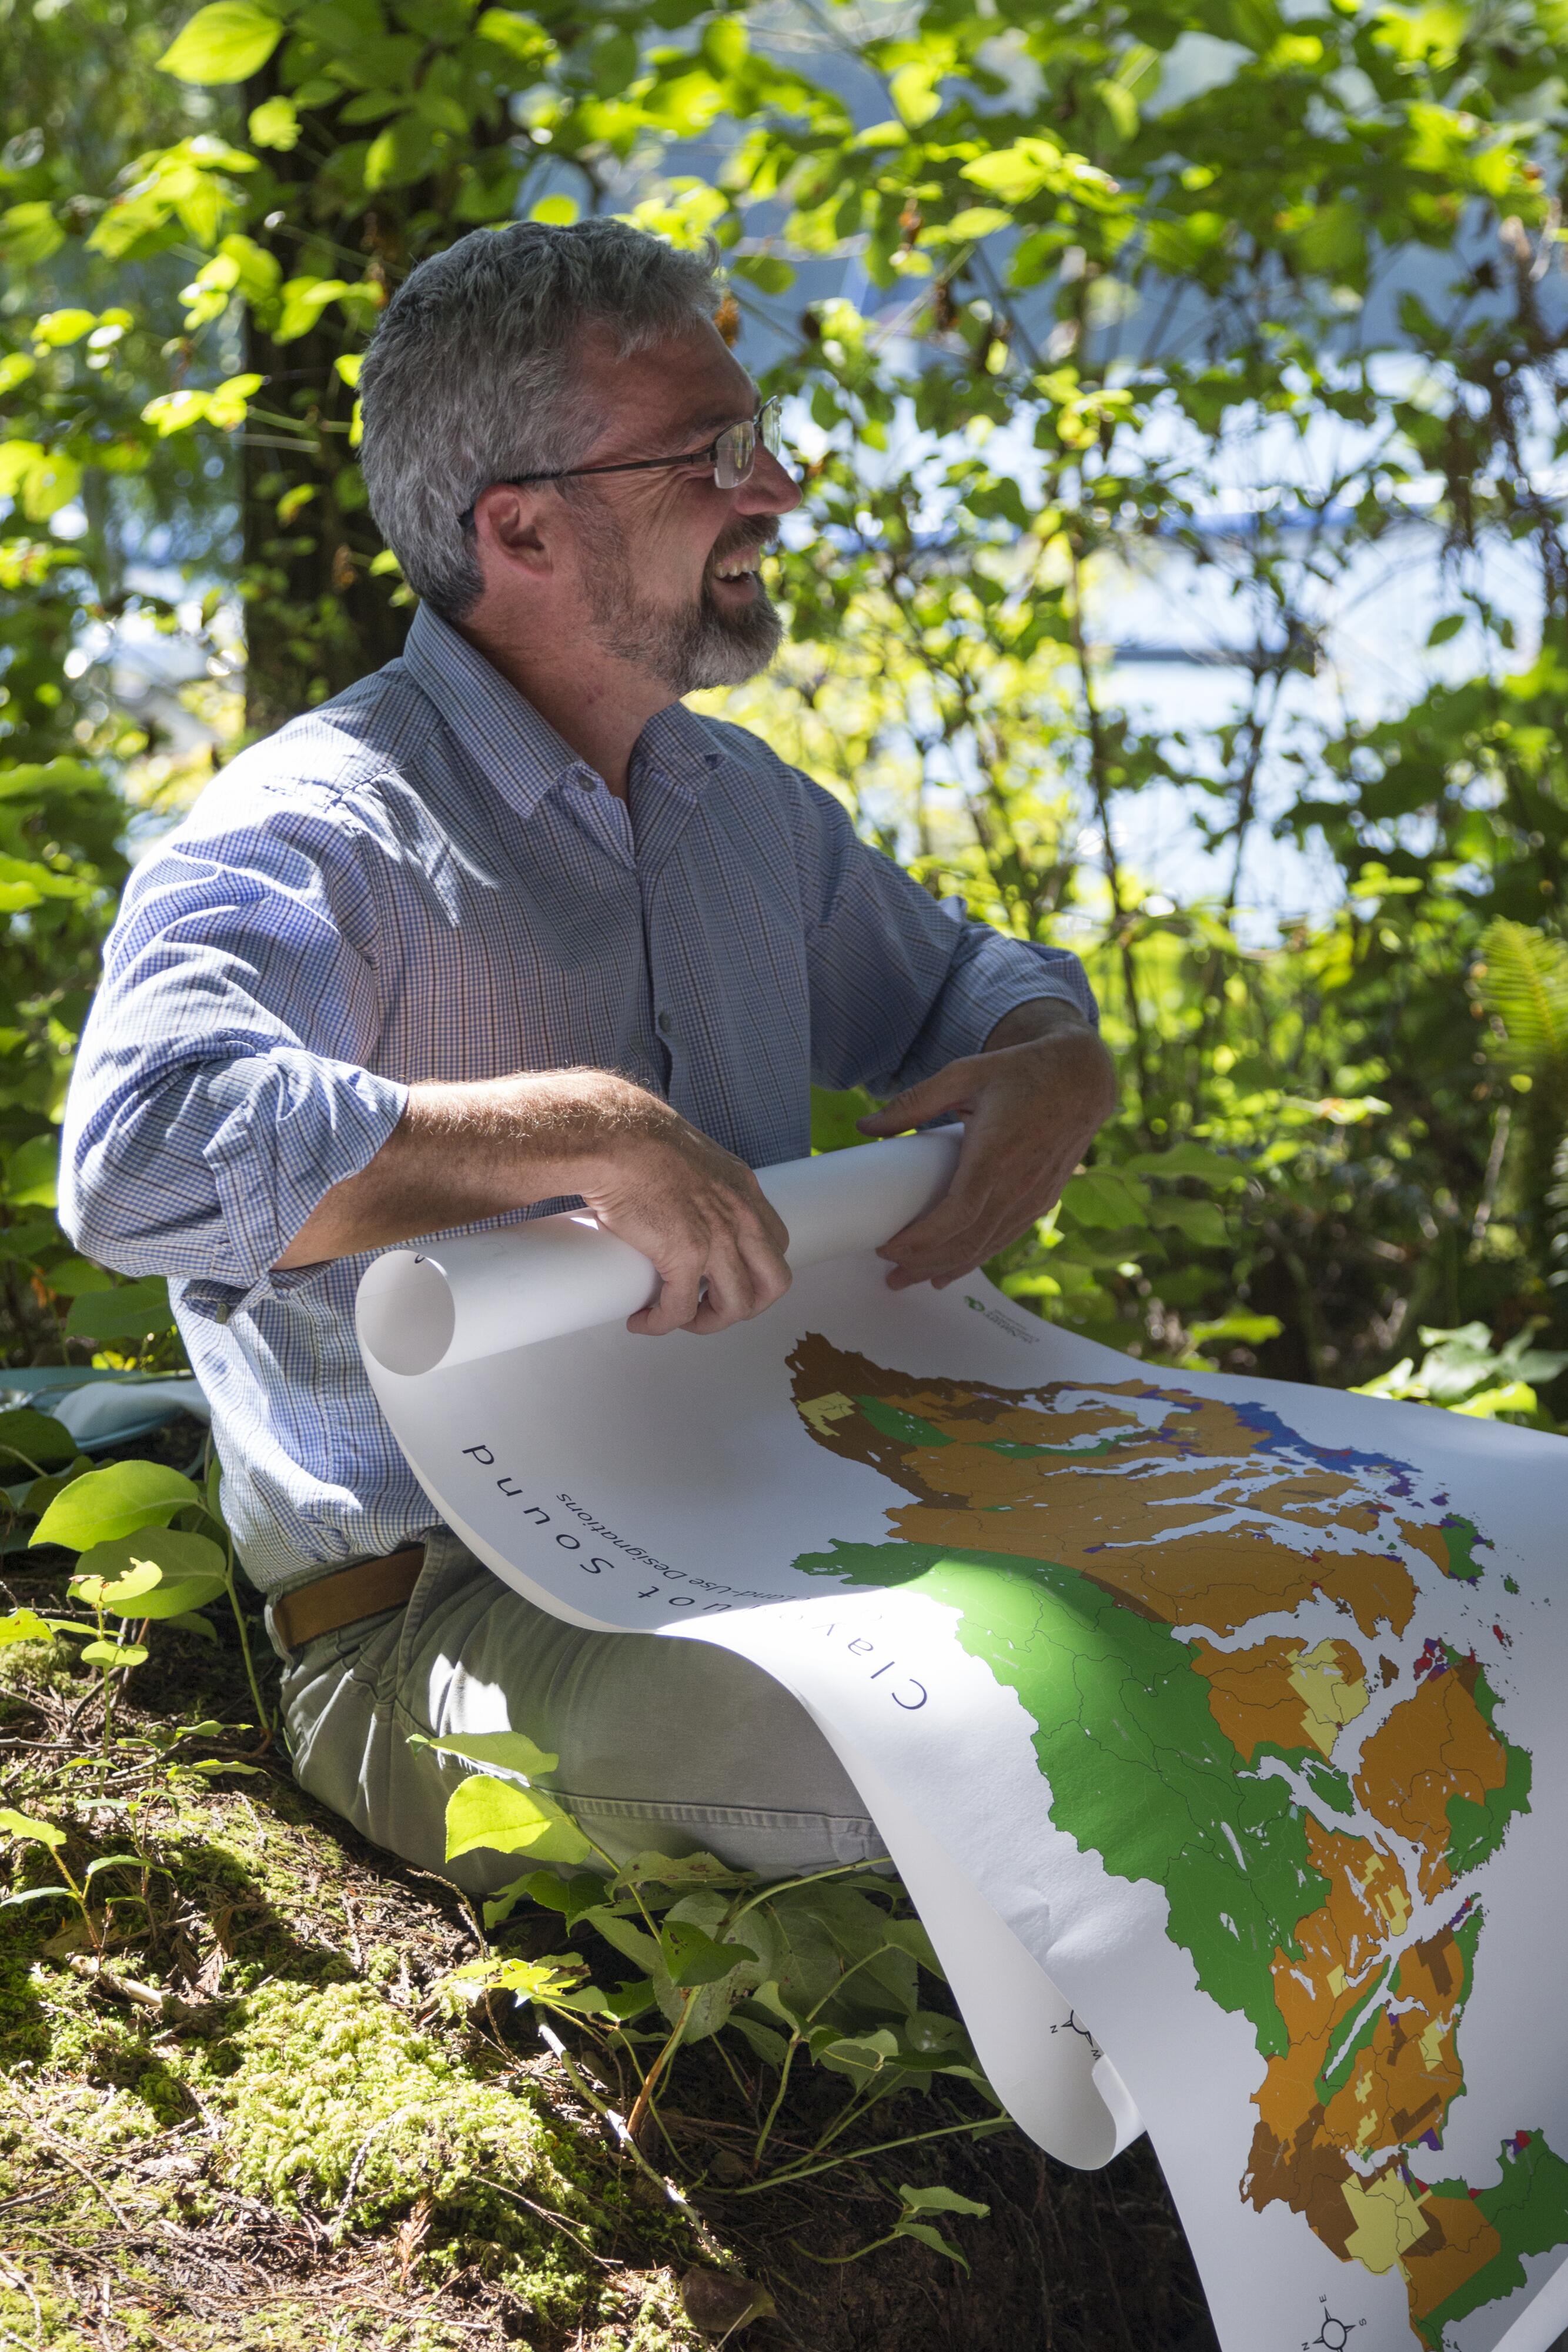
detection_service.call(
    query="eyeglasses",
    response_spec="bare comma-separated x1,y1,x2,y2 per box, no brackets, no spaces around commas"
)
459,395,784,527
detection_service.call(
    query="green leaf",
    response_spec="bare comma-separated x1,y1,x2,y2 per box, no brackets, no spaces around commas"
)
474,6,554,65
1122,1142,1241,1185
0,203,64,265
898,2183,991,2219
410,1728,559,1778
79,1639,149,1668
1060,1169,1151,1229
32,1461,200,1552
248,95,300,150
0,1408,77,1469
72,1530,226,1619
443,1773,591,1865
3,1134,57,1208
660,1917,759,1990
1427,612,1465,646
165,1609,220,1642
525,1868,613,1928
1145,1198,1228,1246
0,1807,65,1849
894,2219,969,2269
158,1,285,83
64,1279,174,1340
0,1609,55,1648
71,1558,163,1610
1188,1311,1283,1348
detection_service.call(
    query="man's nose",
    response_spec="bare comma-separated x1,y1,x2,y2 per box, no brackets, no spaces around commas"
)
735,446,802,520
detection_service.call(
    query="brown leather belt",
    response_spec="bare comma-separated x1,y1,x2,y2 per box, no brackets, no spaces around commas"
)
272,1544,425,1652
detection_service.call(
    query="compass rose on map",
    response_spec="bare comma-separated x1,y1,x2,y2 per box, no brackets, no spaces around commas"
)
1049,2010,1102,2060
1302,2296,1365,2351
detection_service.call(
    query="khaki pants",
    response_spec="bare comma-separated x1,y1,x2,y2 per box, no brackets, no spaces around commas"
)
268,1526,888,1894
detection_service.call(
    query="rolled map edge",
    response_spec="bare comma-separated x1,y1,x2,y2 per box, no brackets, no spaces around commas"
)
356,1129,964,1377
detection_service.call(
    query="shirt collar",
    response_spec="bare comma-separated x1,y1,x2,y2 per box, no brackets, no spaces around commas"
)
403,603,587,824
404,602,727,821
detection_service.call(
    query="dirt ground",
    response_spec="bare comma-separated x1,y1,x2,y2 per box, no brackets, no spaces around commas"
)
1,1428,1221,2351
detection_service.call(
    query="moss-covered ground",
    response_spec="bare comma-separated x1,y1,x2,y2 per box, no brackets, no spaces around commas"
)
1,1446,1220,2351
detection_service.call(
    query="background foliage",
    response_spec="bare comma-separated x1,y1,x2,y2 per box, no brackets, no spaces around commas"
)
2,0,1567,1430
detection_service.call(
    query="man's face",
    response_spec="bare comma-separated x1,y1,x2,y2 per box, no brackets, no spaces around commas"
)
564,320,802,696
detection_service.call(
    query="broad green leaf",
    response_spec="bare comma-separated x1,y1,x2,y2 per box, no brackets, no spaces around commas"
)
443,1772,591,1865
899,2183,990,2219
1146,1198,1228,1247
3,1134,57,1208
0,1609,55,1647
1060,1169,1151,1230
0,203,64,265
660,1917,759,1990
1188,1311,1283,1348
248,95,300,149
0,1807,65,1849
894,2219,969,2268
73,1531,226,1618
71,1558,163,1610
158,1,285,83
0,1408,77,1468
165,1609,220,1642
64,1279,174,1340
412,1728,559,1778
526,1868,613,1928
32,1461,200,1552
79,1639,149,1668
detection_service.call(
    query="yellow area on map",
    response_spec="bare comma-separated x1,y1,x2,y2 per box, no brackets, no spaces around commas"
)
1289,1639,1370,1753
798,1392,857,1436
785,1337,1539,2344
1343,2169,1435,2273
1191,1635,1368,1761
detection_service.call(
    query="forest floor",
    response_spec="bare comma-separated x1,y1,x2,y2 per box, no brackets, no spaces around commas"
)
0,1421,1220,2352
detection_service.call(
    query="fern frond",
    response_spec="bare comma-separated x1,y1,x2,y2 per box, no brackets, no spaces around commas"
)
1476,918,1568,1077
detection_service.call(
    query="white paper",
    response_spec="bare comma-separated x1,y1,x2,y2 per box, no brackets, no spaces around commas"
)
359,1140,1568,2352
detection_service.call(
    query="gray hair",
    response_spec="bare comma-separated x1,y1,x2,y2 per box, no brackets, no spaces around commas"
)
358,219,723,620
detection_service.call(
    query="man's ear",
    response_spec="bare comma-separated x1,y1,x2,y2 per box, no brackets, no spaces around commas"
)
470,484,554,588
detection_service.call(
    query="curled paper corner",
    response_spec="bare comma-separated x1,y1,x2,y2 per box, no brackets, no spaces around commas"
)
1091,2052,1145,2160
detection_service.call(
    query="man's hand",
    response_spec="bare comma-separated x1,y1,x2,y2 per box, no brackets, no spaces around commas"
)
856,1000,1116,1291
276,1065,791,1337
579,1094,792,1337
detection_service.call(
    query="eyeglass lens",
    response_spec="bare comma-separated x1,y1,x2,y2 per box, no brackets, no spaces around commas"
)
714,400,782,491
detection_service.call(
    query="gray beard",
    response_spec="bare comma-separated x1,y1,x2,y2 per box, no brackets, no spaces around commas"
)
578,510,784,693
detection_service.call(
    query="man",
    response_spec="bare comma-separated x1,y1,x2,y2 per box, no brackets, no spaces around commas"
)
62,219,1115,1888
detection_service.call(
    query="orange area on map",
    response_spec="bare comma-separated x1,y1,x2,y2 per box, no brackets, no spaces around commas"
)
1245,1820,1480,2328
786,1340,1419,1639
787,1335,1531,2340
1323,1931,1467,2159
1192,1635,1368,1762
1354,1661,1510,1899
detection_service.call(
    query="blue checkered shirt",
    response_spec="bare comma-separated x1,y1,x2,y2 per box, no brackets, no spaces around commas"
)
61,604,1096,1591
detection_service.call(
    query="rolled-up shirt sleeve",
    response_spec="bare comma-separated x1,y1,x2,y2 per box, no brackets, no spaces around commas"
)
59,779,408,1292
796,773,1098,1095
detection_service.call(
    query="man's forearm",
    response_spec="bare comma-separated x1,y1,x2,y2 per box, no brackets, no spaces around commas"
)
275,1068,647,1268
276,1062,793,1340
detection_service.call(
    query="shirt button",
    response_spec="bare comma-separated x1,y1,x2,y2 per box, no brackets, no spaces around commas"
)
576,770,596,793
657,1010,673,1037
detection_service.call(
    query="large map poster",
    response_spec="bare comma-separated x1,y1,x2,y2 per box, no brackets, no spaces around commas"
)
357,1140,1568,2352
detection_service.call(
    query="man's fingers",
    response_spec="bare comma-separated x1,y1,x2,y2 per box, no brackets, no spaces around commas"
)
855,1063,976,1138
628,1245,706,1336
